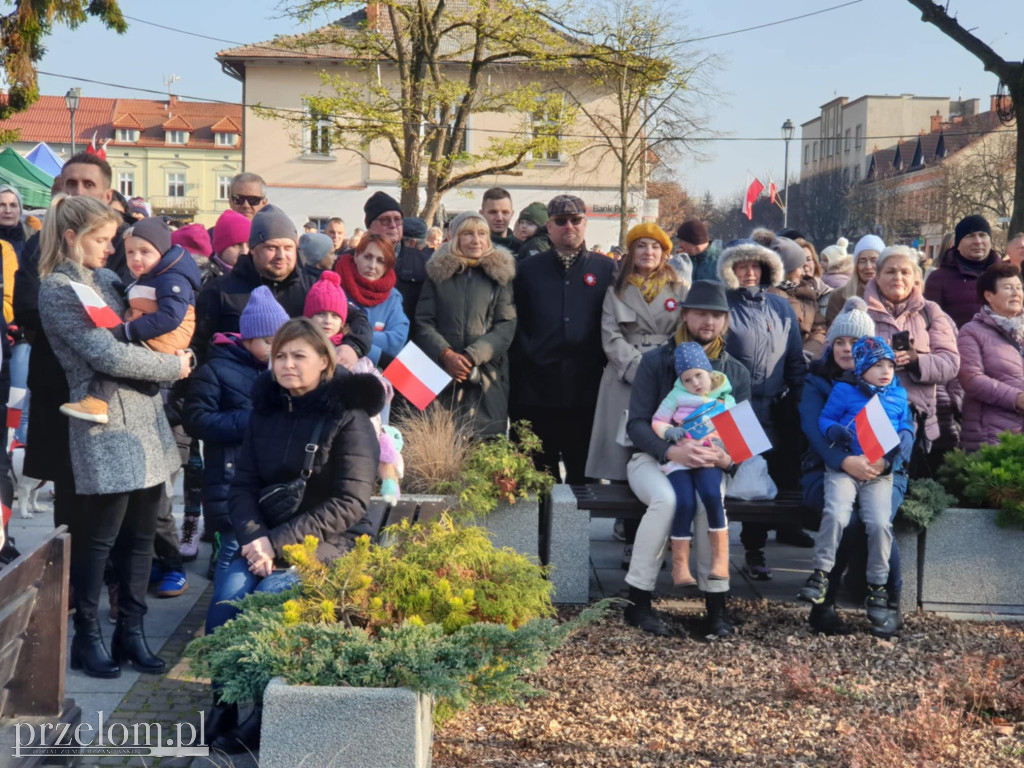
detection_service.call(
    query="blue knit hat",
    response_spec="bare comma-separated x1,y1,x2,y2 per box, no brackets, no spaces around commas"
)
239,286,289,340
853,336,895,378
674,342,712,375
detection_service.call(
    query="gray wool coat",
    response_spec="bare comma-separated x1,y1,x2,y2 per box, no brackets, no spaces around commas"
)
585,280,688,481
39,260,183,496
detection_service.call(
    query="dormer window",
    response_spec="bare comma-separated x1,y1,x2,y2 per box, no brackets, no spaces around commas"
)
166,130,188,145
116,129,139,143
215,132,239,147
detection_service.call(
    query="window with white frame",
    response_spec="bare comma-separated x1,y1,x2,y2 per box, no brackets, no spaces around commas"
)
855,124,863,149
531,105,563,161
215,132,239,147
165,130,188,145
844,128,851,152
813,143,818,162
217,175,233,201
118,172,134,197
166,172,186,197
304,108,332,155
803,145,810,165
116,129,139,143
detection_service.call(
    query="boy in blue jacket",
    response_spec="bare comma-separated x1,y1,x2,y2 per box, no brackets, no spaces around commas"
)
798,336,914,627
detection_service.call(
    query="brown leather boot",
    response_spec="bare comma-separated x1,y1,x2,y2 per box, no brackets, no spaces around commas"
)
709,529,730,580
670,538,696,586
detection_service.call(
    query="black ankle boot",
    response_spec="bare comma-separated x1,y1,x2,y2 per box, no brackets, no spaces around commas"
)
704,591,734,638
808,601,847,635
212,705,262,754
111,617,166,674
71,617,121,679
623,586,670,636
204,696,238,742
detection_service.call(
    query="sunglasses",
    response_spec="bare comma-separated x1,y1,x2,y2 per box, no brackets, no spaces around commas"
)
375,216,404,227
550,214,585,227
231,194,264,207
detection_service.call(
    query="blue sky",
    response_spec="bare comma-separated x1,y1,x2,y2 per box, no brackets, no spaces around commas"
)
32,0,1023,201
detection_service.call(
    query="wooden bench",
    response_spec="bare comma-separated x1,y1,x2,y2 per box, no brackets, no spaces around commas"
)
0,527,80,767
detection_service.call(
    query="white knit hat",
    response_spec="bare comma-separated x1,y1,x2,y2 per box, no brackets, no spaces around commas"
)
820,237,852,275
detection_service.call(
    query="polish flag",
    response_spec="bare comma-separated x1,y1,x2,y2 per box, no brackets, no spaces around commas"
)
743,178,764,220
6,387,26,430
68,282,122,328
710,400,772,463
768,181,777,206
382,342,452,411
854,395,900,464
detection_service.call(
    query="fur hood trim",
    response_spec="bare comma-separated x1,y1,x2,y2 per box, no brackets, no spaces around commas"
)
252,368,385,417
717,242,784,289
750,227,776,247
425,241,516,286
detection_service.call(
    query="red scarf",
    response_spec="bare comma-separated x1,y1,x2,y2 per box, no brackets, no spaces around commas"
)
335,252,397,307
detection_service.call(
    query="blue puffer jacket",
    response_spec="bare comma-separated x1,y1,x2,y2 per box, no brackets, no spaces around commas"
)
182,333,266,533
359,288,409,366
818,372,914,458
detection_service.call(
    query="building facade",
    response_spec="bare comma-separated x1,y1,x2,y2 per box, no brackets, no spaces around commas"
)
0,95,243,225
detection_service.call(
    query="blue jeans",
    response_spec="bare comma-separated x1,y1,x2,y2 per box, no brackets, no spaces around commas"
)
205,534,299,634
10,342,30,443
668,467,726,538
815,468,894,585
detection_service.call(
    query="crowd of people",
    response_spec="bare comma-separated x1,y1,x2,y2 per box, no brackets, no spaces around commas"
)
0,153,1020,753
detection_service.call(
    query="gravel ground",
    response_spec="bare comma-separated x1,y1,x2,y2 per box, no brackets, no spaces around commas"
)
434,599,1024,767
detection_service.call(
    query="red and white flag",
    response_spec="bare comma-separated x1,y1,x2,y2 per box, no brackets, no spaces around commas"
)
768,181,778,206
710,400,772,463
382,342,452,411
6,387,26,430
68,282,122,329
854,395,900,464
743,178,764,220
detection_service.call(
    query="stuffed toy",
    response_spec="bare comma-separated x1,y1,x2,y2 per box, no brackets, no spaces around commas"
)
378,424,404,504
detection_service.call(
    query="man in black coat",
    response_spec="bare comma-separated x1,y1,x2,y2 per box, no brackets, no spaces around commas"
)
196,205,371,362
510,195,614,484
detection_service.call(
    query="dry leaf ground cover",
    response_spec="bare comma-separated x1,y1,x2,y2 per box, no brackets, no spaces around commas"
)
434,599,1024,767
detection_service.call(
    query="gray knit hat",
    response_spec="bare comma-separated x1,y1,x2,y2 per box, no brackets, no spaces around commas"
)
249,204,297,247
0,185,23,210
125,217,172,255
825,296,876,348
298,232,334,267
770,236,806,276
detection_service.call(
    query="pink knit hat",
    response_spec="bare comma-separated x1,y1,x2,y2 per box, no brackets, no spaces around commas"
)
212,209,251,254
171,223,212,257
303,271,349,323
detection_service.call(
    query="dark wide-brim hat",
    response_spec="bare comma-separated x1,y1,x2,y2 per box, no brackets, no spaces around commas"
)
680,280,729,312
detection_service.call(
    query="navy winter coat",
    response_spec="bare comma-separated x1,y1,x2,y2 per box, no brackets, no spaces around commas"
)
123,244,202,347
230,368,384,563
182,333,266,534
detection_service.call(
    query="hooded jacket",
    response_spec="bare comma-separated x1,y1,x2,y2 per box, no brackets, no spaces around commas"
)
183,333,267,533
717,241,807,426
415,241,517,437
924,246,1002,329
863,280,960,441
123,244,203,353
230,369,384,563
818,372,914,458
957,309,1024,451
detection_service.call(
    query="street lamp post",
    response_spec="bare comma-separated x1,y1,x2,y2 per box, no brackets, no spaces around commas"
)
65,88,81,156
781,118,795,228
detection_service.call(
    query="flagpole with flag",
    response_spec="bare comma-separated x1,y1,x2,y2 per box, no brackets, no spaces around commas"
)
742,176,765,221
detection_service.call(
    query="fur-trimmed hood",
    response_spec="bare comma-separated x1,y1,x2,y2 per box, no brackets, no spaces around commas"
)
252,367,386,418
717,241,784,289
425,241,516,286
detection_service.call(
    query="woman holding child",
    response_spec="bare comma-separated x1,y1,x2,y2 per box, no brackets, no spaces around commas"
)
38,196,193,680
415,211,517,437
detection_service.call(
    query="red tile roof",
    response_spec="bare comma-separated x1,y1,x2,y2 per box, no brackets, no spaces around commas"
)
210,116,241,133
0,95,242,150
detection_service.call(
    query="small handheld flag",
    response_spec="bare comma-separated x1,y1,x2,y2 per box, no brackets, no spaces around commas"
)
382,342,452,411
743,178,765,221
710,400,772,463
854,395,900,464
6,387,26,430
68,282,123,329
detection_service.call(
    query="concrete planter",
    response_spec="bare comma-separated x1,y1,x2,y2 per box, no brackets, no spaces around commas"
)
894,525,922,611
261,677,433,768
919,508,1024,616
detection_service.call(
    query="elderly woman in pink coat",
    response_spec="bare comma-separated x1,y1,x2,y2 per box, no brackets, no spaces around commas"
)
863,245,960,448
957,262,1024,452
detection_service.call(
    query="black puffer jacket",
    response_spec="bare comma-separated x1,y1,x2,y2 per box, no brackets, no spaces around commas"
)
230,368,384,562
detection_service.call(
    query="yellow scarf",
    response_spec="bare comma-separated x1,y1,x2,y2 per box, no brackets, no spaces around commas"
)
627,272,670,304
675,324,725,360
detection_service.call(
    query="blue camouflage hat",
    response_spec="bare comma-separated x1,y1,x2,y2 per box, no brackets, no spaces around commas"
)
675,341,712,375
853,336,895,377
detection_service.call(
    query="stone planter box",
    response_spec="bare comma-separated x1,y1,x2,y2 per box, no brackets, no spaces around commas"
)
894,526,922,611
261,677,433,768
919,508,1024,616
374,493,540,560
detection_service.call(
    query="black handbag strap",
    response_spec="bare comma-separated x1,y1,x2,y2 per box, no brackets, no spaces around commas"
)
300,419,327,479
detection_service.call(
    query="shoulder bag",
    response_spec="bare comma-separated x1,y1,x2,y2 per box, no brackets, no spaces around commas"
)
258,418,327,528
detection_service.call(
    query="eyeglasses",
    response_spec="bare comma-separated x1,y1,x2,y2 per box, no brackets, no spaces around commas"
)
550,215,585,227
231,194,264,207
375,216,403,228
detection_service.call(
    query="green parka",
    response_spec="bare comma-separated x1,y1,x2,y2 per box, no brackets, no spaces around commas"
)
414,242,517,437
